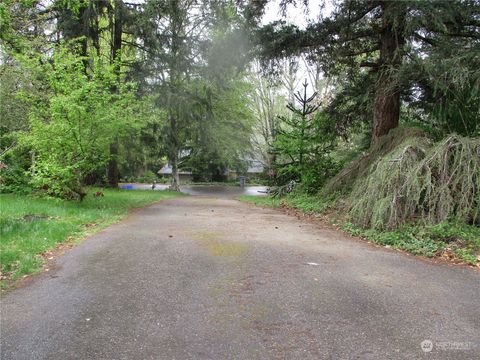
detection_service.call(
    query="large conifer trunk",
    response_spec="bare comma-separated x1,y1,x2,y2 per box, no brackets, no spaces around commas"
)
372,72,400,142
372,1,405,144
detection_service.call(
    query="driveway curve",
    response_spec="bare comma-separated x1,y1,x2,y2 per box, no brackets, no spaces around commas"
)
1,196,479,359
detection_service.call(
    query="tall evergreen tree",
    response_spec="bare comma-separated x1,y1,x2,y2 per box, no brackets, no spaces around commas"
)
255,0,480,142
147,0,207,190
274,80,338,190
135,0,253,190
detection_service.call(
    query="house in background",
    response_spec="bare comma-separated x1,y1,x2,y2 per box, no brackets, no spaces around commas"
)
158,158,264,182
246,159,264,176
226,159,264,181
157,165,193,181
157,150,194,181
158,149,265,182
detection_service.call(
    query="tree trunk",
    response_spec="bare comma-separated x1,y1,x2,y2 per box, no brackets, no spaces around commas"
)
372,72,401,143
111,0,123,65
107,0,123,187
169,114,181,191
372,1,405,144
170,152,181,191
108,142,119,187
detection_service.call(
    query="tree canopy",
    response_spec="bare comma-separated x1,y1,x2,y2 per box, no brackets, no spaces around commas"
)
0,0,478,227
256,0,480,141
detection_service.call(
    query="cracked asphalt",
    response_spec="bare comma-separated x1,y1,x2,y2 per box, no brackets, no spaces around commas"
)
1,194,479,359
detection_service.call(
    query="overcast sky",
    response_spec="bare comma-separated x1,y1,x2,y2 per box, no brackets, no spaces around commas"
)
263,1,315,26
262,0,334,27
126,0,332,28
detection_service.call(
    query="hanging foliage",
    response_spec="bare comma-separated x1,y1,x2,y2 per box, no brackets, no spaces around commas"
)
349,133,480,229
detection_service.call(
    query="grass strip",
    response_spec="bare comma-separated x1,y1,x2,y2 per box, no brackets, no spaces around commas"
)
0,188,182,284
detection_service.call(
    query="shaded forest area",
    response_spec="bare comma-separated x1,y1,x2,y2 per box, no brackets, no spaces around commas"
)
1,1,479,263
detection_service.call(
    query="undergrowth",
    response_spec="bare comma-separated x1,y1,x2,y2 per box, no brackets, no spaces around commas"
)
343,221,480,265
238,190,339,214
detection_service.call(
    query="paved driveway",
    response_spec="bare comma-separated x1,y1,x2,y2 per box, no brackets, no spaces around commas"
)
1,196,479,359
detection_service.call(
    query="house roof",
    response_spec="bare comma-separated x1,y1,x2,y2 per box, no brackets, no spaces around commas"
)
158,165,192,175
246,160,264,173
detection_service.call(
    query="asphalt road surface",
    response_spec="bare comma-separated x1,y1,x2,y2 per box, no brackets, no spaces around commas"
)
1,195,479,359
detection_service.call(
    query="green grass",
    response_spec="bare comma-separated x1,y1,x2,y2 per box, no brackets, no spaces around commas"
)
238,193,479,265
0,188,182,283
237,195,281,208
238,191,338,214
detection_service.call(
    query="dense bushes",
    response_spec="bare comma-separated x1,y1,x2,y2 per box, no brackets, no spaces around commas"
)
19,46,138,200
0,148,31,195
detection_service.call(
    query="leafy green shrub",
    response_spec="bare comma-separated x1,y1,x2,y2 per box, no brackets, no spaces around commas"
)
0,161,31,194
20,44,137,200
0,130,31,194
